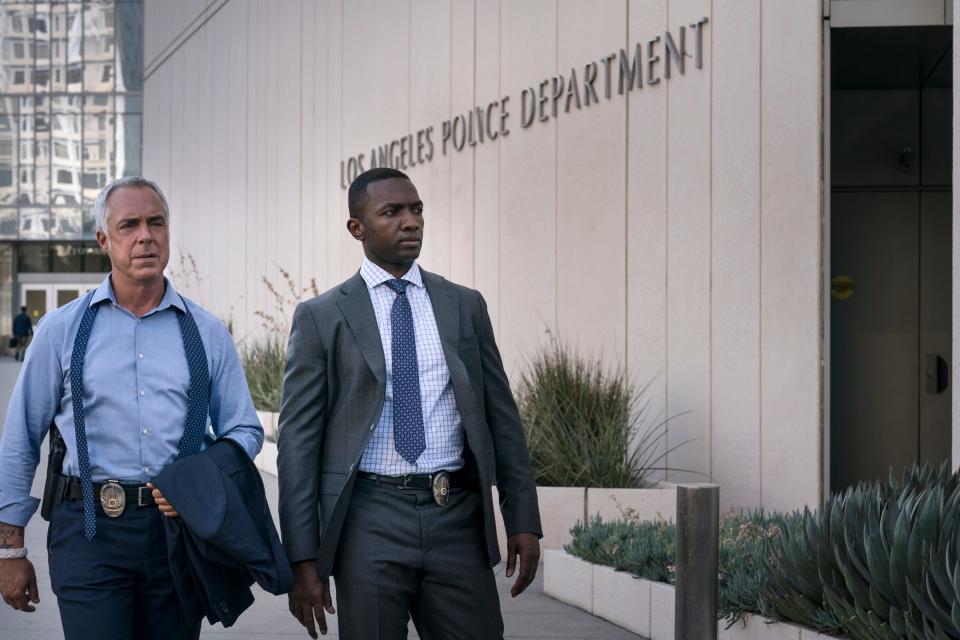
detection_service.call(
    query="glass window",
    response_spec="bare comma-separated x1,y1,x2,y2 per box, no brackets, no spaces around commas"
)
116,113,139,177
114,0,141,91
82,243,109,272
19,208,51,241
51,96,81,113
17,242,49,271
51,208,82,240
0,207,15,238
52,244,84,271
2,0,142,244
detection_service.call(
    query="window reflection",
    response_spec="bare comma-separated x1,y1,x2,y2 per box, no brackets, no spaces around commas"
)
0,207,16,238
0,0,141,240
51,207,82,239
19,206,51,240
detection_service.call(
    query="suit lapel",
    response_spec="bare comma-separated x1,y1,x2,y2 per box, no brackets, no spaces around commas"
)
421,270,459,352
422,270,480,419
336,273,386,384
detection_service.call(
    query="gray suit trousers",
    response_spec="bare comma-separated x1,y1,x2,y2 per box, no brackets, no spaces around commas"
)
332,478,503,640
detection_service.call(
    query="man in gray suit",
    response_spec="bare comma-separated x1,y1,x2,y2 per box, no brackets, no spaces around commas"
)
278,167,542,639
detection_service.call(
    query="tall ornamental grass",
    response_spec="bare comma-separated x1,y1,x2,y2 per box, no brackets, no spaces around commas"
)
516,340,689,488
240,337,285,414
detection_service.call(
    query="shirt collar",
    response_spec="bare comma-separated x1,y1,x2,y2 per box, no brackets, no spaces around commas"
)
89,274,185,314
359,258,424,291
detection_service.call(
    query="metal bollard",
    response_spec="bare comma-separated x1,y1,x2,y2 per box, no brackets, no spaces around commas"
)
674,483,719,640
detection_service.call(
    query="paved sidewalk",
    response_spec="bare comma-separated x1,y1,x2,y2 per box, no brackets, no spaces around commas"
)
0,356,640,639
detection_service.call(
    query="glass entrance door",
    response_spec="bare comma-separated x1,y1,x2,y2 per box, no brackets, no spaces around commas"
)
20,283,94,322
22,287,48,324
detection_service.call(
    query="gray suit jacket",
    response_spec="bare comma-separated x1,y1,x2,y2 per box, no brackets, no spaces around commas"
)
277,270,542,577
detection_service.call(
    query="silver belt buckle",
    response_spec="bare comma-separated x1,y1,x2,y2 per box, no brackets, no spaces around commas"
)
99,481,126,518
432,472,450,507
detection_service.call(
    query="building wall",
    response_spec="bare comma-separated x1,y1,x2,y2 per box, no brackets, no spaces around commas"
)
143,0,824,512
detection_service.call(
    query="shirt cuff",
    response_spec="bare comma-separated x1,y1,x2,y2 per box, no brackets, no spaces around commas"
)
223,429,264,460
0,491,41,528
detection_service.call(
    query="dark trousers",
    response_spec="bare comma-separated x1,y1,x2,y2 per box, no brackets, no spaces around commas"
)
48,498,202,640
14,334,29,361
332,477,503,640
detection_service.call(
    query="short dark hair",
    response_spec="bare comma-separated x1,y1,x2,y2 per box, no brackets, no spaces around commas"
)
348,167,410,218
19,306,26,312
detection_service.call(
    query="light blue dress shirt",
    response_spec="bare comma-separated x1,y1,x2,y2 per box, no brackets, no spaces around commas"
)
357,259,464,475
0,275,263,527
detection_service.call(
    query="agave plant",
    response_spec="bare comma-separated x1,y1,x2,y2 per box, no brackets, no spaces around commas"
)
762,463,960,639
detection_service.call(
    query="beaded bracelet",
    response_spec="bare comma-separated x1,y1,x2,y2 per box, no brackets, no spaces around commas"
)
0,547,27,559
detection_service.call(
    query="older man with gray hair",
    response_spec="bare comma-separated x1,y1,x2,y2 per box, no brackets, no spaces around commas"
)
0,177,263,639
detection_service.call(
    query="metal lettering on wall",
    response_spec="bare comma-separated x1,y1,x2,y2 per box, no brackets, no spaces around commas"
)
339,17,709,189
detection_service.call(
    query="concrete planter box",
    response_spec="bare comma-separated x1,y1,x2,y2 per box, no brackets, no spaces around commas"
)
256,410,279,441
592,563,651,636
255,441,278,476
543,550,842,640
493,485,676,558
586,487,677,524
543,549,593,611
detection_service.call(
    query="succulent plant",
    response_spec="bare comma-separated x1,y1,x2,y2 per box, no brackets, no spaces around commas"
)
566,463,960,639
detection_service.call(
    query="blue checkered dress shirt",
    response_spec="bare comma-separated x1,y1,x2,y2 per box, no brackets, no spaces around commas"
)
357,259,464,475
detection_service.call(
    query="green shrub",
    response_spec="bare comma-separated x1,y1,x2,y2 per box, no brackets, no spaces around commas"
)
516,340,687,488
240,337,285,415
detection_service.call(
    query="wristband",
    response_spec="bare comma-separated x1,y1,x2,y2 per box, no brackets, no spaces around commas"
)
0,547,27,559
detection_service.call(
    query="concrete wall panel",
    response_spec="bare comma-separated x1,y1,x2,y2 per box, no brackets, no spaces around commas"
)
447,0,476,287
664,0,712,482
555,0,627,358
759,0,823,511
324,1,345,289
626,0,669,483
711,0,761,509
412,0,455,281
498,0,558,374
473,0,502,332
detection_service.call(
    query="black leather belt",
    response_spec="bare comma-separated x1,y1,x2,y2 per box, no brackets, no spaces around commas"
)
64,476,156,508
357,469,473,490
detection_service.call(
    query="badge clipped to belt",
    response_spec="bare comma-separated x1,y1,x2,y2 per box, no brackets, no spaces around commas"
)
432,471,450,507
99,481,126,517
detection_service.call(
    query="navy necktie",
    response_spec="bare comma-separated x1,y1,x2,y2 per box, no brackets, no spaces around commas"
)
71,295,210,541
384,279,425,465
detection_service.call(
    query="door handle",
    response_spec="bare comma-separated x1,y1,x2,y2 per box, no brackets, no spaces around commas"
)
926,354,949,394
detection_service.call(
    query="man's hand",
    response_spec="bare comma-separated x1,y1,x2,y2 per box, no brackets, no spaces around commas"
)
0,558,38,612
0,523,38,613
146,482,178,518
288,560,336,638
505,532,540,597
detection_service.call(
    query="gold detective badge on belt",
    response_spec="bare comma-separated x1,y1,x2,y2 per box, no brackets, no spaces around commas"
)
432,472,450,506
100,481,126,517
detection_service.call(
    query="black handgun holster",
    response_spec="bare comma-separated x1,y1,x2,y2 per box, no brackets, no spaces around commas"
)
40,424,67,522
